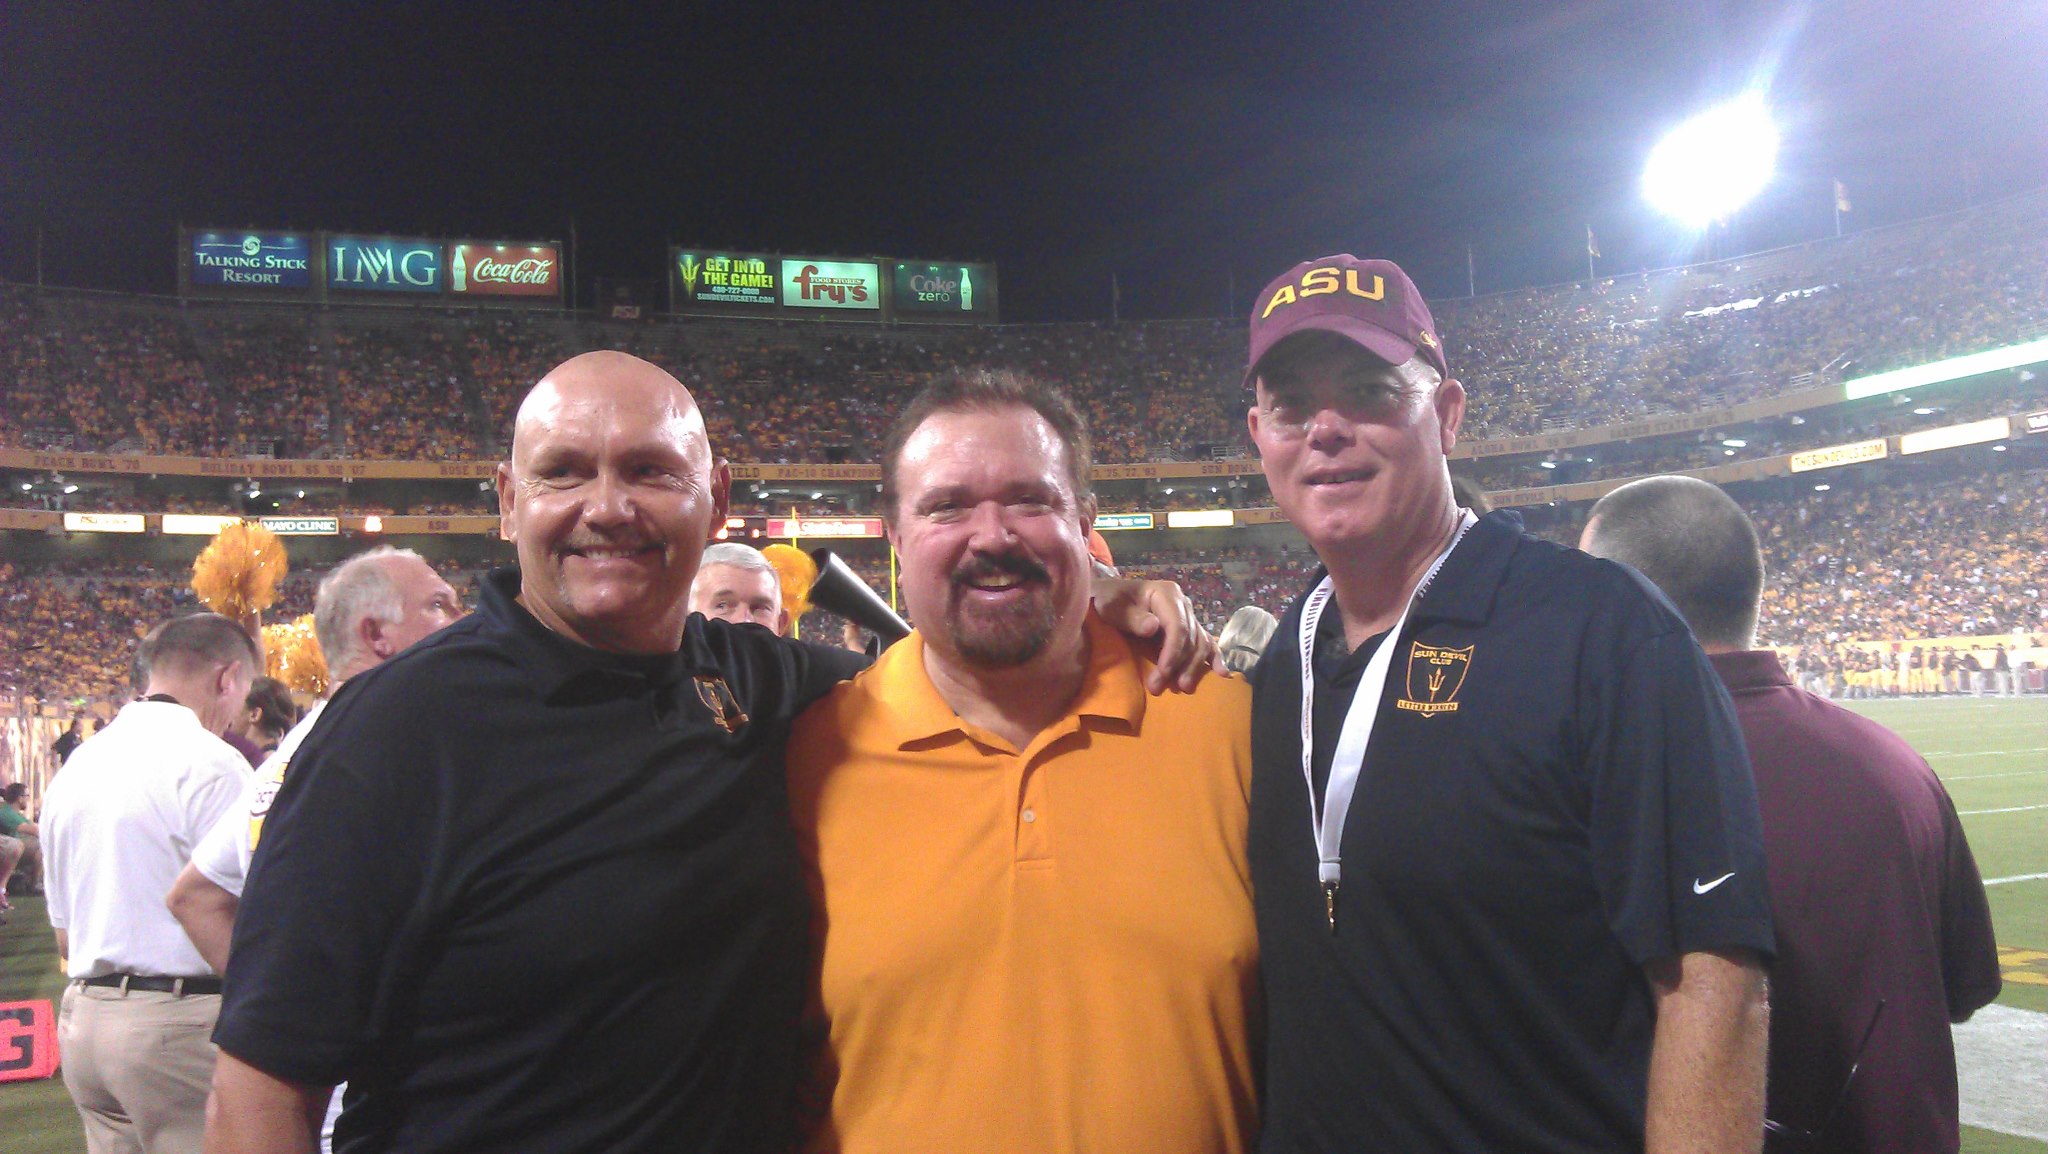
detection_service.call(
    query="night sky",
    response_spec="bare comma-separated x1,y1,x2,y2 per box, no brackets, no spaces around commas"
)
4,1,2044,321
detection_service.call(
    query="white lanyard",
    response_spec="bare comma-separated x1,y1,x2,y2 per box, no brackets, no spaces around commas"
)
1297,509,1475,932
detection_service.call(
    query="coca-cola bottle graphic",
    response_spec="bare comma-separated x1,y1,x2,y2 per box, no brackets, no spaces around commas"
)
451,246,468,292
959,267,972,311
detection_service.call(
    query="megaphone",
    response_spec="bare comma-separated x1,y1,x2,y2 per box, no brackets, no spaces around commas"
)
808,548,910,647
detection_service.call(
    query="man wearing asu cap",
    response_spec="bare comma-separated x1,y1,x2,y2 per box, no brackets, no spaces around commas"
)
1241,255,1774,1153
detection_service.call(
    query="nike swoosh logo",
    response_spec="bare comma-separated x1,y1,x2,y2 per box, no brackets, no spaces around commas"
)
1693,872,1736,895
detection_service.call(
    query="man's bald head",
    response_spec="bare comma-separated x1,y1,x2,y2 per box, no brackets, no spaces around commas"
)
497,351,731,654
1580,475,1763,652
511,351,706,454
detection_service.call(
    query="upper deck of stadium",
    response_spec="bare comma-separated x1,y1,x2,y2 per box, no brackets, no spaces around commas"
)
4,187,2046,472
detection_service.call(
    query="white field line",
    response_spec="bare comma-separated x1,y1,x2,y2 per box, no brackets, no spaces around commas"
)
1959,804,2048,815
1946,768,2048,781
1920,747,2048,758
1955,1005,2048,1141
1983,872,2048,887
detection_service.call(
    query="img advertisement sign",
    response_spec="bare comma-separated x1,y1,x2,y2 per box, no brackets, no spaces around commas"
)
188,231,313,289
674,251,779,308
892,262,994,316
448,242,562,298
328,236,442,293
781,260,880,310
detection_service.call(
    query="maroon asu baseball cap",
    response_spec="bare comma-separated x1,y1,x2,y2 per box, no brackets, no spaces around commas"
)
1245,255,1447,384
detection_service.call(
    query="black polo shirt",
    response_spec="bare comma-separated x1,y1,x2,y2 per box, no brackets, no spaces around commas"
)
217,568,867,1154
1249,511,1774,1154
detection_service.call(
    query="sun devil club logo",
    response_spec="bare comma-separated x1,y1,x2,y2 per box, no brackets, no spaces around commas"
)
694,675,750,734
1397,641,1472,716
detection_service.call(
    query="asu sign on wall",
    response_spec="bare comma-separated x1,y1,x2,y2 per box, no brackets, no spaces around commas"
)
449,243,562,298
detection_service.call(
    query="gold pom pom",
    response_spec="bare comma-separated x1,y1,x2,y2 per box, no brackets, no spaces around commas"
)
761,544,818,621
191,521,289,619
262,614,329,697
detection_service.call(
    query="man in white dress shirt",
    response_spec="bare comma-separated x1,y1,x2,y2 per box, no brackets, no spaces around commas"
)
41,612,261,1154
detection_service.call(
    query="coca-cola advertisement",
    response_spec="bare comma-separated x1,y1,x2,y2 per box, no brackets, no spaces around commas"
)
446,242,562,298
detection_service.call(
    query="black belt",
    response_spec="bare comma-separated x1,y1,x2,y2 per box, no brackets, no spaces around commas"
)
80,973,222,995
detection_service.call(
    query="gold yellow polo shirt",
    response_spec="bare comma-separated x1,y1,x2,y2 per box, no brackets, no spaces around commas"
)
787,612,1259,1154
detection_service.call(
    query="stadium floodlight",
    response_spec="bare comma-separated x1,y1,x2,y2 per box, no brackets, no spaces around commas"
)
1642,94,1779,227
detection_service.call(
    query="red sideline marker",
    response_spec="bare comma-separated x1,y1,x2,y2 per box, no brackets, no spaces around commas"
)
0,999,61,1082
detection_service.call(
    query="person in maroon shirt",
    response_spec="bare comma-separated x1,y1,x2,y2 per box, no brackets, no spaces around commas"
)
1582,475,2002,1154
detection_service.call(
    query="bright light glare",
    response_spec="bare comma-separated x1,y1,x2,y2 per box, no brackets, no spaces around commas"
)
1642,95,1779,227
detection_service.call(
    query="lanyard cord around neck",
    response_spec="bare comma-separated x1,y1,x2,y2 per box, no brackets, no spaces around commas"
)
1295,508,1476,931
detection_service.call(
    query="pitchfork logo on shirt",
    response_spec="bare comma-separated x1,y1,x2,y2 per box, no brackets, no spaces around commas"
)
694,675,750,734
1397,641,1473,716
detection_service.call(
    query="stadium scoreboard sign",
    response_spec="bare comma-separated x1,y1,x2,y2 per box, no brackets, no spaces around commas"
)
1899,417,2010,456
449,242,562,298
669,252,998,320
183,230,561,305
162,514,241,536
329,236,442,294
782,260,882,311
766,516,885,539
62,513,144,534
258,515,340,536
892,262,995,318
1787,438,1888,473
1093,513,1155,531
672,251,779,309
186,231,313,290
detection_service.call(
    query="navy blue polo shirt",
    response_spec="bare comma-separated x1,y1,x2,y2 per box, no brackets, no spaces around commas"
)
217,568,866,1154
1249,510,1773,1154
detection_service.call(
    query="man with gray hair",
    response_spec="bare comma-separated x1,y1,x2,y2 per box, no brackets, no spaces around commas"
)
166,548,458,1154
40,612,262,1154
1582,475,2001,1154
168,547,461,969
689,541,788,634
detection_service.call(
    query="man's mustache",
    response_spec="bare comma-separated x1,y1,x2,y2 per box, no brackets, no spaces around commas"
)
951,553,1049,587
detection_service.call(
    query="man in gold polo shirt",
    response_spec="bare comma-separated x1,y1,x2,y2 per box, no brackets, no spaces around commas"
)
786,370,1259,1154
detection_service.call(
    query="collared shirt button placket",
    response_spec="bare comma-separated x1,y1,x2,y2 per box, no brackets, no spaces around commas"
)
1016,753,1052,863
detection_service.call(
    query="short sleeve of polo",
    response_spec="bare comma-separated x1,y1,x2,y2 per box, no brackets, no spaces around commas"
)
214,676,428,1085
1583,625,1775,967
790,639,870,709
189,777,256,896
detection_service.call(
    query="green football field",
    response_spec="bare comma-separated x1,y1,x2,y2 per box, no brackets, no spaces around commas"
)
3,696,2043,1151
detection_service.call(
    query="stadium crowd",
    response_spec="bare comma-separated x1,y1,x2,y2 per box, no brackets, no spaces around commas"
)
5,190,2048,466
3,467,2038,706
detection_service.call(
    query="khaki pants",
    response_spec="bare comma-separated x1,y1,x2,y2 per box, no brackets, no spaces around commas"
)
58,982,220,1154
